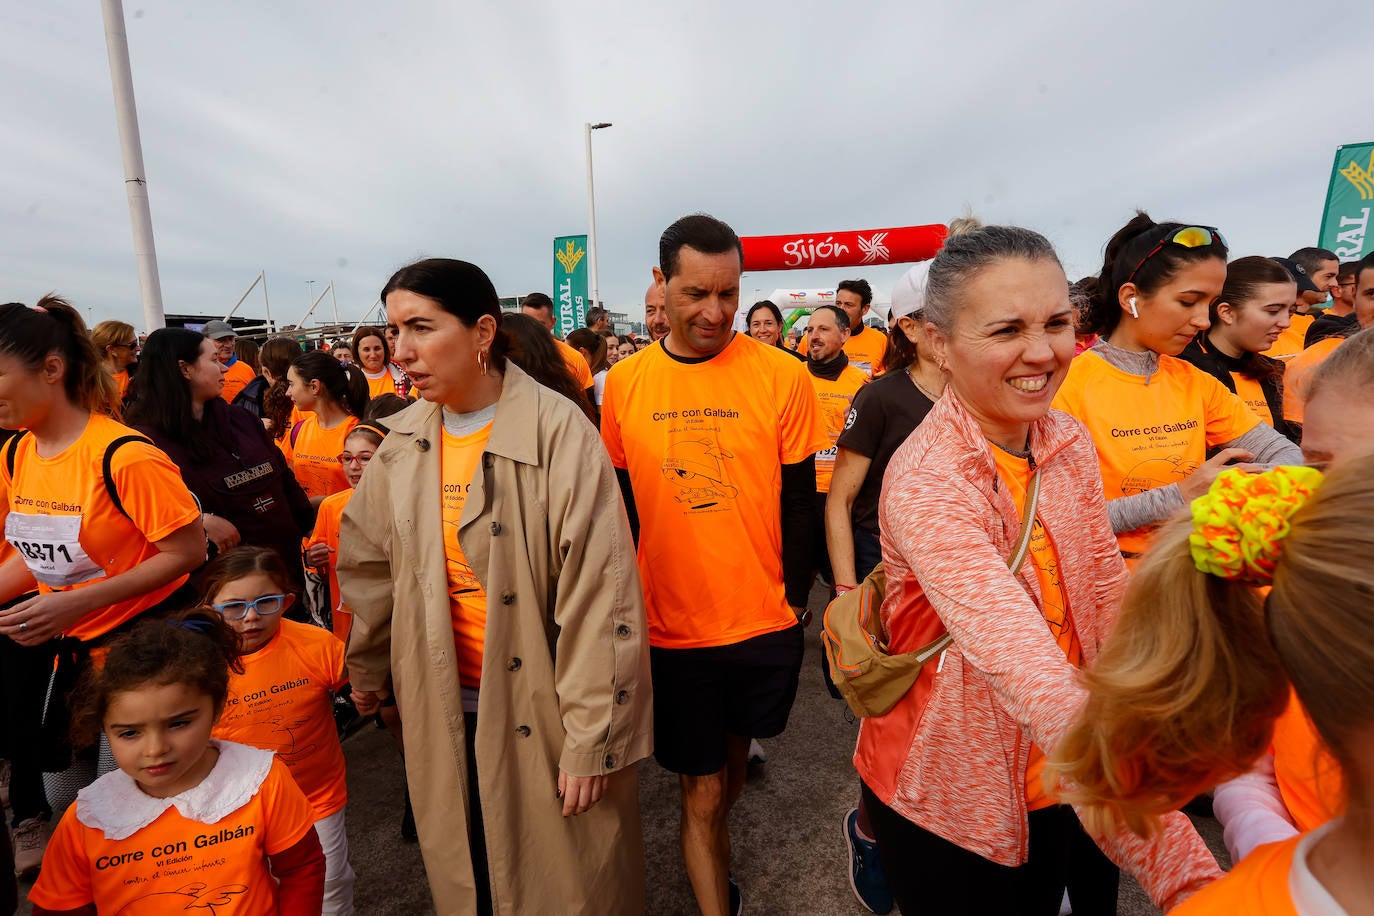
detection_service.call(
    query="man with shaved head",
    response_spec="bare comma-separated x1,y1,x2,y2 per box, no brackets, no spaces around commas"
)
645,280,670,342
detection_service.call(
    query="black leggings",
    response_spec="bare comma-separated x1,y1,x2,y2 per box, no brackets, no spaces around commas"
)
861,782,1119,915
463,711,493,916
0,633,58,826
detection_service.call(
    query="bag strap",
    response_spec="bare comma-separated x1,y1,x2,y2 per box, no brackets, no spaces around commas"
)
914,465,1043,665
3,429,28,479
290,420,305,449
102,435,150,522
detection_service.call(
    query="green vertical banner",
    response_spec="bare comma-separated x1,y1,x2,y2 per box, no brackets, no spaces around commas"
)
553,235,589,338
1319,142,1374,260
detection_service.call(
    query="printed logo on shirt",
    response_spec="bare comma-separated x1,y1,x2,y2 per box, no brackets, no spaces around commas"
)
223,462,273,490
221,682,319,768
661,438,738,511
1120,455,1198,495
844,408,857,431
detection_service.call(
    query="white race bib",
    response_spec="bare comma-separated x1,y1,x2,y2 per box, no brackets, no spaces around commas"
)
5,512,105,588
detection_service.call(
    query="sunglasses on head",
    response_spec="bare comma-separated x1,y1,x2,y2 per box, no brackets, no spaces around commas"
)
1124,226,1227,288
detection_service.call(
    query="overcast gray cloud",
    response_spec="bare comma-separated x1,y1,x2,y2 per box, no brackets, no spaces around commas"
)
0,0,1358,329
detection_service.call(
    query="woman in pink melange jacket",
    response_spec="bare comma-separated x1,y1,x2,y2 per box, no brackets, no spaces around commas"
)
853,223,1223,914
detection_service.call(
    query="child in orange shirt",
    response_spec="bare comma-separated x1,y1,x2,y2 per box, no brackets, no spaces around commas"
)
283,351,368,503
306,423,388,646
28,609,323,915
201,547,354,916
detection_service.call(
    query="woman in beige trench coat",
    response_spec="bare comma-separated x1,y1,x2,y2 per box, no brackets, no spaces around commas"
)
339,258,653,916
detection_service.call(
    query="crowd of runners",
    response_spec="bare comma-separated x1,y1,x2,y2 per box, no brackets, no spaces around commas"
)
0,210,1371,916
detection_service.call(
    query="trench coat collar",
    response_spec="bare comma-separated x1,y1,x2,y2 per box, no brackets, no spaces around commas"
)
380,361,541,466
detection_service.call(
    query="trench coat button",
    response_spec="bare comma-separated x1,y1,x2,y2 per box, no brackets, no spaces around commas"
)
489,522,502,536
506,657,522,672
515,725,531,737
604,754,616,768
501,591,515,606
615,689,628,705
615,624,631,639
415,438,430,452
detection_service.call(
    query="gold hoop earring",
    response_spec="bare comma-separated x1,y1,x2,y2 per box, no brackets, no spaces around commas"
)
477,349,490,376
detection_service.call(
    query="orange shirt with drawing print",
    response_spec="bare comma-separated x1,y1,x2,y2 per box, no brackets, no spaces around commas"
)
601,333,830,649
442,422,493,688
282,415,358,499
992,448,1083,810
1052,352,1258,556
221,358,257,404
29,754,315,916
212,620,348,820
0,414,201,641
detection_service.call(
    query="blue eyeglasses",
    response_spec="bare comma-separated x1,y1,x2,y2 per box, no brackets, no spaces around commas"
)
212,594,287,620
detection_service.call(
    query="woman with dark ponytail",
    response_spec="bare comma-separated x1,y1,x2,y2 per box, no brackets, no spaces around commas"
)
338,258,652,913
0,297,206,873
284,350,368,503
1052,212,1302,563
1180,256,1300,442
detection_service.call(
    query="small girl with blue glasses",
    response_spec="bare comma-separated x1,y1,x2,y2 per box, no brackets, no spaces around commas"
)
202,547,354,916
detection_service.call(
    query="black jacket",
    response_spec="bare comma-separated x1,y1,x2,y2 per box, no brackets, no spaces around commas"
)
133,399,316,584
1179,335,1299,442
1304,311,1359,347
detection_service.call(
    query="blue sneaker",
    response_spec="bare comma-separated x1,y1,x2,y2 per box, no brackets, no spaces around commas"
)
844,808,894,914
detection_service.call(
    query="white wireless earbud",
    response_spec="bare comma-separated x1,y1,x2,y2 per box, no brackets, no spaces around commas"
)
1128,297,1139,319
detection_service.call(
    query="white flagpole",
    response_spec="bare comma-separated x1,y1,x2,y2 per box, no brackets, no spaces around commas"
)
101,0,165,330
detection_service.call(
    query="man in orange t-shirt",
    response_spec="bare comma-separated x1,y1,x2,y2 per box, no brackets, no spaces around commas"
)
601,214,829,915
520,293,594,395
803,305,867,585
204,320,257,404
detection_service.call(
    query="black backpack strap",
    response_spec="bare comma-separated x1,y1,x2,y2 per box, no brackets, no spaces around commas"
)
3,429,29,478
102,435,152,522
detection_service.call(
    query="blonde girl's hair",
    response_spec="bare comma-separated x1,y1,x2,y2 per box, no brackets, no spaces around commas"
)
91,320,136,361
1051,455,1374,836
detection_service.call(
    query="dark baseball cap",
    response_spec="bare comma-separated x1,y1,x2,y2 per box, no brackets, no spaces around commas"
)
1271,257,1320,295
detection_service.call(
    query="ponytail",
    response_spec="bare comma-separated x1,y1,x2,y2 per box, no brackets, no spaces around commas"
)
0,296,120,417
1086,211,1229,338
1052,462,1374,836
291,350,368,419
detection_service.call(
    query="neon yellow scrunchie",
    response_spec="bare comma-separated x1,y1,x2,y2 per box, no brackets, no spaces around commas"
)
1188,465,1324,585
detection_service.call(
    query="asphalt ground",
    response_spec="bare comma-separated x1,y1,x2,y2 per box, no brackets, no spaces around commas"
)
16,581,1230,914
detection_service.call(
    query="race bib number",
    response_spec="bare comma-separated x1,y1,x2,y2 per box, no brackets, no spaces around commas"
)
4,513,104,587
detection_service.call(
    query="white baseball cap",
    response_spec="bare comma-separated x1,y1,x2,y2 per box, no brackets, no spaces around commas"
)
888,261,931,322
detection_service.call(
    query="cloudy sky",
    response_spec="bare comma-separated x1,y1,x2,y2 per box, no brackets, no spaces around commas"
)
1,0,1359,331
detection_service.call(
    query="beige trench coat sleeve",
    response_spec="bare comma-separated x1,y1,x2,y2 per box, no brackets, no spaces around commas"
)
339,452,395,694
544,413,653,777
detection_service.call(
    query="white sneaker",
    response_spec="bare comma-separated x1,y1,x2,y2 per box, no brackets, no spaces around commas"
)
747,739,767,765
12,816,48,876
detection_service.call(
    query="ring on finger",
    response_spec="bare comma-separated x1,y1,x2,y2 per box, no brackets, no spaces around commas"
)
19,621,27,632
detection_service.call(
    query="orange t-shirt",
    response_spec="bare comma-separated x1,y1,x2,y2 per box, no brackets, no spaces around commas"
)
1052,352,1258,555
213,620,348,819
221,358,257,404
555,338,594,391
442,422,493,688
1231,374,1274,427
809,364,868,493
991,448,1083,810
112,369,130,400
1272,690,1344,832
1171,834,1301,915
310,488,353,645
29,753,315,915
283,414,358,499
601,333,830,648
843,325,888,377
1264,313,1315,363
1281,335,1342,425
364,371,394,399
0,415,201,641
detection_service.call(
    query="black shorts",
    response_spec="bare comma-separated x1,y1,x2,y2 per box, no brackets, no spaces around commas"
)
650,623,805,775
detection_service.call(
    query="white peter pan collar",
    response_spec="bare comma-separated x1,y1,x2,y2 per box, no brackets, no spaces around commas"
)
76,740,274,840
1289,819,1348,916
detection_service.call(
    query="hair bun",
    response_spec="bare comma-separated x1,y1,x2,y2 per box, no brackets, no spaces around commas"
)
1189,466,1324,584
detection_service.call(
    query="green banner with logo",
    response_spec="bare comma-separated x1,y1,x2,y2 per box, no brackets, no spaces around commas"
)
1319,142,1374,261
553,235,589,338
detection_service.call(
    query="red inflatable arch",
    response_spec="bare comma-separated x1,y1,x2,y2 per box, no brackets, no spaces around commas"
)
740,224,948,272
